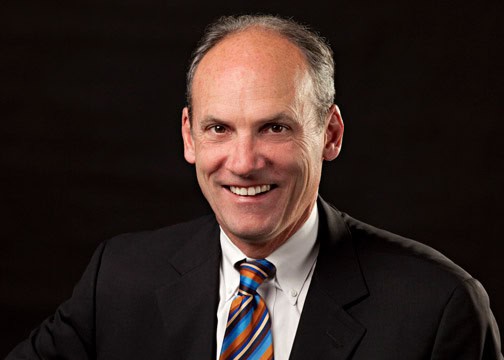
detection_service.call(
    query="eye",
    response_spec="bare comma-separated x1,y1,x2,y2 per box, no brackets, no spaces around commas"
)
266,124,288,133
209,124,227,134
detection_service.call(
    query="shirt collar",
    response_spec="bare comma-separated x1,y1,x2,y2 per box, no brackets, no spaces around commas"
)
219,203,319,305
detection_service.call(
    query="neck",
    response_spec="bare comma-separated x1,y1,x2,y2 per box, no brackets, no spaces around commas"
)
226,202,316,258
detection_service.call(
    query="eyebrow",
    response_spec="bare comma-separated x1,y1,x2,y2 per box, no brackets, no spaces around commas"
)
199,112,298,127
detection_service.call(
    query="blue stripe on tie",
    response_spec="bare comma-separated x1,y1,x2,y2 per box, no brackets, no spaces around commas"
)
240,276,260,291
241,262,270,280
227,297,243,319
230,302,268,356
248,330,272,359
253,259,275,274
219,259,276,360
241,262,267,274
220,305,253,353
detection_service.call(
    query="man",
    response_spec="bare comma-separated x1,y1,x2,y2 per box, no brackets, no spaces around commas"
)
7,14,502,360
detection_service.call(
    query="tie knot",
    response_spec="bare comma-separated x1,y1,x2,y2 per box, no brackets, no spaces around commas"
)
238,259,276,294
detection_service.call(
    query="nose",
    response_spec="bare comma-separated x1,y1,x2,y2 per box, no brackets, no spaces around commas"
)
226,134,265,177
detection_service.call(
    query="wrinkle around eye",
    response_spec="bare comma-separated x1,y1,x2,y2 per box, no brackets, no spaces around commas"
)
203,124,229,135
261,123,291,134
210,124,227,134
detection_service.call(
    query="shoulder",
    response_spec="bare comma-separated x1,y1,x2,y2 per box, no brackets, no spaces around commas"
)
103,214,217,258
341,213,474,296
321,204,502,357
320,198,474,294
89,214,218,286
342,212,471,286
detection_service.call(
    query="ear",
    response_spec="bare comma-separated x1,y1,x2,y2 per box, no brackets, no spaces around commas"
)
322,104,344,161
181,107,196,164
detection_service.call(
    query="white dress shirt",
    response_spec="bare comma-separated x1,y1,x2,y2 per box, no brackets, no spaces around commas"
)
216,204,320,360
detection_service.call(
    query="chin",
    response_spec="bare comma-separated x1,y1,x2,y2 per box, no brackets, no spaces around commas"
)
223,222,277,244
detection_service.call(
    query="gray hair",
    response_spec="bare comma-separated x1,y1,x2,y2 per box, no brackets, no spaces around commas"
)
186,15,335,125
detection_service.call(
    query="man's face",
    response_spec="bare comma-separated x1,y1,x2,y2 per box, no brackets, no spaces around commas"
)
182,29,343,256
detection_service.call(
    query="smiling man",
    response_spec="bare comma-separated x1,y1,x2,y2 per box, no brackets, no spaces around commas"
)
7,14,502,360
181,25,342,259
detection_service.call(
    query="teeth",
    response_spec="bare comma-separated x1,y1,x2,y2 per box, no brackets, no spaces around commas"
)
230,185,271,196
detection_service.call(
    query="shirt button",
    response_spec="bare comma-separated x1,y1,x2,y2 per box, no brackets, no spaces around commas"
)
290,289,298,297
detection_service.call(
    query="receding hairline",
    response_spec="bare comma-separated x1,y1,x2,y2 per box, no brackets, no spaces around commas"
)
189,27,320,129
192,26,312,86
198,23,309,54
186,15,335,126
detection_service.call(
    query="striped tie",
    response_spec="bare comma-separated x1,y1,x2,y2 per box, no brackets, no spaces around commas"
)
219,259,276,360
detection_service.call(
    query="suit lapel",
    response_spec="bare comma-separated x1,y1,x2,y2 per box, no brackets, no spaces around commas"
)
289,198,369,360
155,217,221,360
152,199,368,359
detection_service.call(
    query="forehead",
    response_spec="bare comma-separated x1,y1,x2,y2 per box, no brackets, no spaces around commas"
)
195,27,307,76
191,28,313,119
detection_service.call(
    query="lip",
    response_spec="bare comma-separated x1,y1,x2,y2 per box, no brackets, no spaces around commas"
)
222,184,278,200
231,184,273,195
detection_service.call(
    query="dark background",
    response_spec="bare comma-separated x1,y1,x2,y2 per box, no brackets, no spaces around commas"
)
1,0,502,355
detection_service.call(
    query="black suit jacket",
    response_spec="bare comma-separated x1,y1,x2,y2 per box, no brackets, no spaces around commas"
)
8,198,503,359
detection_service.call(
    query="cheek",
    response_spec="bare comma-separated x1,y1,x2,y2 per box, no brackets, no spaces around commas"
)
290,135,324,172
290,140,324,195
264,142,302,174
275,142,321,190
194,142,224,175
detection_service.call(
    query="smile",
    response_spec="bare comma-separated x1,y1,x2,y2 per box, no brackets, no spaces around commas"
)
228,185,273,196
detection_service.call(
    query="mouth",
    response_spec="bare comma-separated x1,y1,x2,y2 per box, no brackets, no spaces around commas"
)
225,184,276,196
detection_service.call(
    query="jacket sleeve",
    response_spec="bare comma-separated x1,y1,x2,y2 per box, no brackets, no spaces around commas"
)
6,241,106,360
431,278,503,360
